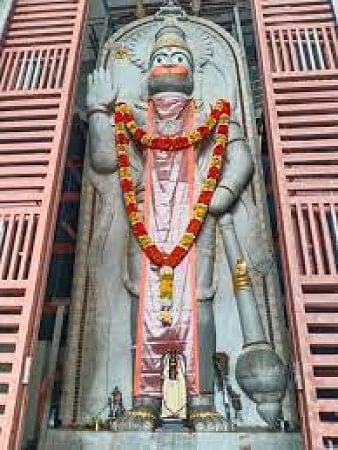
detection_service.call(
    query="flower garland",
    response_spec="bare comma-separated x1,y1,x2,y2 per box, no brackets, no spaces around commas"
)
115,99,229,151
115,99,230,326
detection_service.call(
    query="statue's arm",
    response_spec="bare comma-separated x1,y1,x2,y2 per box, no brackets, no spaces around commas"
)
88,114,117,174
87,67,118,174
208,121,254,215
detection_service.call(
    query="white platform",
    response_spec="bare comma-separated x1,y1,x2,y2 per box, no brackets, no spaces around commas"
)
46,429,302,450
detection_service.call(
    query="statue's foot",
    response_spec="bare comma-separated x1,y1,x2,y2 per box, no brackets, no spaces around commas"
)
111,406,158,432
189,408,228,432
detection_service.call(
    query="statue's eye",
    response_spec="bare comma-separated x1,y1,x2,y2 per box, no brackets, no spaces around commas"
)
151,54,168,68
172,53,189,66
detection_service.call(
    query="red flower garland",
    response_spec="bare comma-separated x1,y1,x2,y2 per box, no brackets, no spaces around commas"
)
115,99,231,269
116,99,230,152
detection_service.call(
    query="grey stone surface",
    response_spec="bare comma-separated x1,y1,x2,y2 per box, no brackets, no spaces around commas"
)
46,429,302,450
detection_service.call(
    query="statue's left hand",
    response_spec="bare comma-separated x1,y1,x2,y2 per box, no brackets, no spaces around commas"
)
208,186,236,216
209,137,254,216
87,66,118,110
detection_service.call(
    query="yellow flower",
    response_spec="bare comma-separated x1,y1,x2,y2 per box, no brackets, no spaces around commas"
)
211,156,222,168
139,235,152,248
129,212,140,225
215,99,226,109
141,134,152,146
206,116,217,129
180,233,195,248
121,104,131,114
115,122,125,133
124,192,137,204
119,167,131,178
194,203,208,220
127,121,137,133
202,178,217,190
189,130,202,143
219,114,230,125
216,135,227,146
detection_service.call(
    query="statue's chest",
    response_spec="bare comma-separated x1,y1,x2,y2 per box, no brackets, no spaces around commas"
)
156,118,182,136
131,103,212,173
132,100,208,126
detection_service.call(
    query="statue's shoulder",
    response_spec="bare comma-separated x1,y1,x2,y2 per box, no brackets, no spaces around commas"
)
112,100,148,127
197,101,245,142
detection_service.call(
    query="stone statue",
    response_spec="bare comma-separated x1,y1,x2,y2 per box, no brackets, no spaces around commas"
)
108,386,125,422
82,3,287,432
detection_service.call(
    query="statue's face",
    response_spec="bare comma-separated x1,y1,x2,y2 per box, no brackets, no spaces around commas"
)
148,46,194,97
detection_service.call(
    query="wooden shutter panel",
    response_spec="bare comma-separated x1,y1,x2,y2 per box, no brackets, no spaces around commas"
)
251,1,338,449
0,0,89,448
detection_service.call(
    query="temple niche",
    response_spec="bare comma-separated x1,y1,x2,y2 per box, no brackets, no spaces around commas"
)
55,2,301,449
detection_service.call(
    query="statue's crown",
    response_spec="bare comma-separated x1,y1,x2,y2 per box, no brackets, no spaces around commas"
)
151,25,191,56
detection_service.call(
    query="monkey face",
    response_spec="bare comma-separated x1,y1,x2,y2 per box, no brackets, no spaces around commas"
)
148,47,194,96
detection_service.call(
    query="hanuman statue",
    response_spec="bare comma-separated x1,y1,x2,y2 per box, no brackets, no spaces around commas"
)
83,4,287,432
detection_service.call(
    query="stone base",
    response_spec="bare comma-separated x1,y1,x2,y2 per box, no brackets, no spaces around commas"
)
46,429,302,450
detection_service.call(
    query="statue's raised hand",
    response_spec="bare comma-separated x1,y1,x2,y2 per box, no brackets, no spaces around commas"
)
87,66,118,110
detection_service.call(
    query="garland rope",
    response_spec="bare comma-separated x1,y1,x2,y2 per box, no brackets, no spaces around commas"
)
115,99,230,326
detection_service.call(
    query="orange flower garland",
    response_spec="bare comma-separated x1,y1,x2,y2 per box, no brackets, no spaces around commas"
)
115,99,230,326
115,100,229,151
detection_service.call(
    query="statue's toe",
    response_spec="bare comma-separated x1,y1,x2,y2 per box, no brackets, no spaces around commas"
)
206,415,226,432
135,416,153,431
111,416,128,431
190,410,228,432
206,417,216,431
143,419,154,432
112,407,157,432
194,419,206,432
215,415,227,432
133,416,143,430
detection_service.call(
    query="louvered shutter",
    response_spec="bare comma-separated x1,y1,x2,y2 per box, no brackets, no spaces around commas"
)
251,1,338,449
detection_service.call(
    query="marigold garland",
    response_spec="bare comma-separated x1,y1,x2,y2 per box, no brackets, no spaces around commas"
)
115,99,230,326
115,99,230,151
